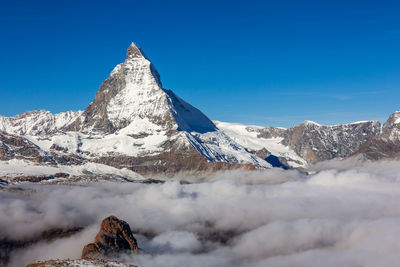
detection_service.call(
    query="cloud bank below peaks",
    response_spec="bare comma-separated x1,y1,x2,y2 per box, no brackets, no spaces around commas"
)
2,158,400,266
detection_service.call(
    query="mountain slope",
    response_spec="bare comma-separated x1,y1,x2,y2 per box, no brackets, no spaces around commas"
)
0,110,82,136
0,43,269,177
214,121,307,168
282,120,382,163
69,43,217,136
216,119,384,168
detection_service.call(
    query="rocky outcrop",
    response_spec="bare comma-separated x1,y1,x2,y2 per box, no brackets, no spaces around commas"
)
247,126,286,139
12,173,69,183
82,216,138,260
25,217,138,266
354,111,400,159
94,146,256,176
0,131,55,165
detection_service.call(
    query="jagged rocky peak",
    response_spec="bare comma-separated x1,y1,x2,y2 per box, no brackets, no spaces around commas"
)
71,42,216,135
82,216,138,260
383,111,400,130
126,42,145,59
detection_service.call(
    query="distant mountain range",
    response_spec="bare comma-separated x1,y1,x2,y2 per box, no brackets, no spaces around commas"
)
1,43,399,180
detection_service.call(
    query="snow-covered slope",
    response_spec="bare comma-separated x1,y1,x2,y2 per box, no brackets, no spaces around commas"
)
214,121,307,168
0,159,143,182
0,110,82,136
215,119,384,167
70,43,217,136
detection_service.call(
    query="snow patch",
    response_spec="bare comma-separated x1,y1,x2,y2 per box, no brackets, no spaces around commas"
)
215,121,307,168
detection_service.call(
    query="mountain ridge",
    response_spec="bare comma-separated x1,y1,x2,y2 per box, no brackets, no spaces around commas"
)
0,43,399,180
0,43,269,178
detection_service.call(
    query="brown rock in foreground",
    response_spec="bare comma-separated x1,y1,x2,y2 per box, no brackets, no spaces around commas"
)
82,216,138,260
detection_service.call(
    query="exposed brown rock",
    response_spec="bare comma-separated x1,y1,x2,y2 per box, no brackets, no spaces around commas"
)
353,112,400,160
354,136,400,160
246,126,286,139
126,42,144,59
94,148,255,177
82,216,138,260
0,131,56,165
12,173,70,183
282,121,381,163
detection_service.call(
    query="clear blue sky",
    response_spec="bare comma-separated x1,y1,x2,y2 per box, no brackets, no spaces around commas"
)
0,0,399,127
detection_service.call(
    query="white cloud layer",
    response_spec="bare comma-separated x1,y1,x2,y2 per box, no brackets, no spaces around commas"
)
2,158,400,266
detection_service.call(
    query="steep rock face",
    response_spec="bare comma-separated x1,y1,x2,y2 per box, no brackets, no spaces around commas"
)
382,111,400,135
0,110,82,136
82,216,138,260
246,125,286,139
355,111,400,159
282,120,382,164
0,131,55,165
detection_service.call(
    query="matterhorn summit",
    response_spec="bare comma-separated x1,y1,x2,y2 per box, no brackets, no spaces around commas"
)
70,42,218,136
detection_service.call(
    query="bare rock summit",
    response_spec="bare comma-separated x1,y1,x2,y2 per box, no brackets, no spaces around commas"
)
82,216,138,260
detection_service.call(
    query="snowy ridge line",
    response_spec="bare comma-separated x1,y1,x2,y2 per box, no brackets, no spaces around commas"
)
0,110,83,136
2,42,399,173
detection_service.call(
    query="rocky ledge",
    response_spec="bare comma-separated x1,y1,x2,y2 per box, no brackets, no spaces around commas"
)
28,216,138,266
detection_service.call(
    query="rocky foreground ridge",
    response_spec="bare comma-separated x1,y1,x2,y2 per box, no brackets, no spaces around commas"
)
1,43,400,178
27,216,138,267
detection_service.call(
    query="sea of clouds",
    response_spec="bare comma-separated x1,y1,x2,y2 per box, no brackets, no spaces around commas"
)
1,158,400,266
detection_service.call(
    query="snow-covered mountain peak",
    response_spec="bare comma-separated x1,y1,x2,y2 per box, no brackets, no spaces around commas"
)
301,120,321,127
390,111,400,124
383,111,400,130
68,43,174,134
